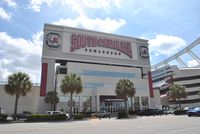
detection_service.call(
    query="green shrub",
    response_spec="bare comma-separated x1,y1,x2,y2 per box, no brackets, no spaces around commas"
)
117,111,128,119
174,110,187,115
0,114,8,122
129,110,137,115
73,114,84,120
26,114,66,122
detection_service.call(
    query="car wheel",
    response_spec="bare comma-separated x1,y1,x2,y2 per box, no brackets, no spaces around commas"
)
188,114,191,117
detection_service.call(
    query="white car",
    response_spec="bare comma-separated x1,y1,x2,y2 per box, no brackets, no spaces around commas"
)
46,111,70,119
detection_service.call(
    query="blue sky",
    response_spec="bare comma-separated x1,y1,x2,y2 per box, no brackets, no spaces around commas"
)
0,0,200,82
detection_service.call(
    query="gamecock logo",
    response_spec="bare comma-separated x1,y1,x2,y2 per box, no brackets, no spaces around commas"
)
139,46,149,58
46,32,62,48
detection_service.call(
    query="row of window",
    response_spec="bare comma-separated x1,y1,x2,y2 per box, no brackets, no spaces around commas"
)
81,70,136,78
85,48,121,55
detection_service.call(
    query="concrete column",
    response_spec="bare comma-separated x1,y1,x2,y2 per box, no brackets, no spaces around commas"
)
38,58,55,113
96,95,100,111
91,95,96,112
45,59,56,93
79,96,83,112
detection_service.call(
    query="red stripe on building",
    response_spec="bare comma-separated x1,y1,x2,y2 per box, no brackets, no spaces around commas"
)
148,71,154,98
40,63,48,96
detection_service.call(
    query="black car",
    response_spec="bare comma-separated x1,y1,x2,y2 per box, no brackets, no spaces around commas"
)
139,109,164,116
14,111,32,120
187,107,200,117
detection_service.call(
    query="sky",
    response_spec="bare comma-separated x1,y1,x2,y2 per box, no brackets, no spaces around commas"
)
0,0,200,83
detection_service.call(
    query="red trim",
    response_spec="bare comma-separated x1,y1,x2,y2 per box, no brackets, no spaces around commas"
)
40,63,48,96
148,71,154,98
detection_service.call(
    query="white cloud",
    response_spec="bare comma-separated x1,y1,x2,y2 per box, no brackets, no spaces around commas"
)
187,60,199,67
53,16,126,33
60,0,122,15
4,0,17,8
149,34,186,56
0,7,11,20
28,0,53,12
29,0,126,33
28,0,122,13
0,32,43,83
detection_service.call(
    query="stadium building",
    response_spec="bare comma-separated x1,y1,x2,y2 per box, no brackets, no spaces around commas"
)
0,24,161,114
38,24,160,114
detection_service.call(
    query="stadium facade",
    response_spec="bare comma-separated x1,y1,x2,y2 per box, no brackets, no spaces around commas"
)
0,24,161,114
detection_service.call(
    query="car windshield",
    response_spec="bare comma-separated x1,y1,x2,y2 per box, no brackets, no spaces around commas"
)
194,107,200,110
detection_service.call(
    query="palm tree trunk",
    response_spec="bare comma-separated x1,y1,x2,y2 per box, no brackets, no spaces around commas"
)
51,104,53,111
14,95,19,121
178,99,181,109
53,103,56,111
124,99,128,117
131,97,133,111
70,93,73,117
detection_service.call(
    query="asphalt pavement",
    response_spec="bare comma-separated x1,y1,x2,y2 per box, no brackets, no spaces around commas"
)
0,115,200,134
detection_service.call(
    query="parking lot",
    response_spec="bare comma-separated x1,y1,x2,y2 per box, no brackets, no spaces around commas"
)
1,115,200,134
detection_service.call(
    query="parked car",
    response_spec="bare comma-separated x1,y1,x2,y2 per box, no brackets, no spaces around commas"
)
187,107,200,117
14,111,32,120
46,111,70,119
91,111,110,118
152,109,164,115
183,106,195,111
164,109,174,114
139,109,164,116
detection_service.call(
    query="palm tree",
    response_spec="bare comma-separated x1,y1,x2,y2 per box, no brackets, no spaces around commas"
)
168,84,187,109
115,79,135,115
60,73,83,116
44,91,59,110
5,72,32,120
128,82,136,111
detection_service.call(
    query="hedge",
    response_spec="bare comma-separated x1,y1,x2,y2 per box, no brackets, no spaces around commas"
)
129,110,137,115
117,111,128,119
26,114,66,122
0,114,8,122
73,114,84,120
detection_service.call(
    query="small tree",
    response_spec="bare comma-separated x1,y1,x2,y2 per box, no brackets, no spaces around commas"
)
168,84,187,109
44,91,59,110
115,79,135,116
128,84,136,111
5,72,32,120
60,73,83,116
